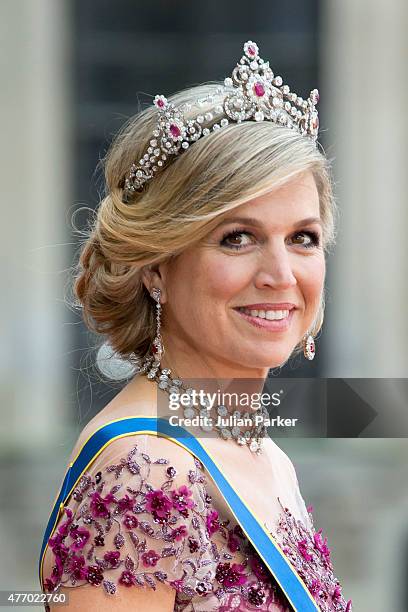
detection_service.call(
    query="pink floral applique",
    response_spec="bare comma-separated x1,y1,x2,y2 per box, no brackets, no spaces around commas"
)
42,442,352,612
215,562,247,587
273,497,353,611
145,488,173,518
68,526,91,550
206,509,220,536
171,484,195,512
141,549,161,567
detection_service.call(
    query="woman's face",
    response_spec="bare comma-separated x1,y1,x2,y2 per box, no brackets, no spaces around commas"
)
152,170,325,376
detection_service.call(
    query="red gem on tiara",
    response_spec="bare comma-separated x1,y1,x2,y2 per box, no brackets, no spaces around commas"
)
153,95,168,110
170,124,181,138
253,82,265,97
244,41,259,59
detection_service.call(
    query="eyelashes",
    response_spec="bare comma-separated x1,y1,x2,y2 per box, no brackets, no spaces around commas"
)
290,230,321,249
219,227,321,251
220,229,254,250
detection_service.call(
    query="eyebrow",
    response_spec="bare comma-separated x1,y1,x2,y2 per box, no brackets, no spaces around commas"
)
216,216,323,229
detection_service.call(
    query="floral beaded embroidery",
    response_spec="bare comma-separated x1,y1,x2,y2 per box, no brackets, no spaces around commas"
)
43,443,351,611
272,500,352,611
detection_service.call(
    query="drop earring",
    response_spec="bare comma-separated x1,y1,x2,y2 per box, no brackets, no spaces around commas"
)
302,333,315,361
146,287,165,378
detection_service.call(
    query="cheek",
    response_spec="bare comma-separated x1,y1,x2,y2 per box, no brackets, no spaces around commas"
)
179,250,253,299
167,252,253,325
202,256,253,300
301,255,325,303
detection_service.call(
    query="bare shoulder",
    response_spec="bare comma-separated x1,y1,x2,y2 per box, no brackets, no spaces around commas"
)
68,375,159,464
49,581,175,611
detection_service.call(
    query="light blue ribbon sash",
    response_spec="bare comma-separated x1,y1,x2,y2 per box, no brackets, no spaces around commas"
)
39,416,318,612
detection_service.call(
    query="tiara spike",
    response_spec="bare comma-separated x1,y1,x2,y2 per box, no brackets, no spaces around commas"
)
122,40,320,203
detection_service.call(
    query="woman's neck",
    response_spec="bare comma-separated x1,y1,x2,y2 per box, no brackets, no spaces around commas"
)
159,336,269,386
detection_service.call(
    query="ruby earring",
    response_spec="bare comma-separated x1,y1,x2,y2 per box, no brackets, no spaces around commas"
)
303,334,315,361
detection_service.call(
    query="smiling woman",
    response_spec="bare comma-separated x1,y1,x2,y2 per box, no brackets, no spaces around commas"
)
73,108,334,374
39,41,352,611
134,171,326,376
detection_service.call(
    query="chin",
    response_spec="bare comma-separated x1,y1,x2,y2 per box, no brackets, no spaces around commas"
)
231,350,292,372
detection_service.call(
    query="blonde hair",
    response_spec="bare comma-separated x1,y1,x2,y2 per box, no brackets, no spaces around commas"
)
72,82,337,373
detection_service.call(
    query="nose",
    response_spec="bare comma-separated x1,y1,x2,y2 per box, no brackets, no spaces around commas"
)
254,244,297,291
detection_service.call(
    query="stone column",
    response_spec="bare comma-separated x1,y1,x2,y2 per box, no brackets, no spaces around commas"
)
321,0,408,378
0,0,72,448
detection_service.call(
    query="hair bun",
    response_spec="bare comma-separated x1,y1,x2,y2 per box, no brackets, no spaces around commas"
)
96,341,139,381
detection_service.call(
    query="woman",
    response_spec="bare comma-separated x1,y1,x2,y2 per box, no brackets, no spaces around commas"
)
39,41,352,611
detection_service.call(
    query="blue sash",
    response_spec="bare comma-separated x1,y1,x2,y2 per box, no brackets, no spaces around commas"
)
39,416,318,612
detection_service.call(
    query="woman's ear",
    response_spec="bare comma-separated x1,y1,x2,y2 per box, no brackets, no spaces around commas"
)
140,262,169,302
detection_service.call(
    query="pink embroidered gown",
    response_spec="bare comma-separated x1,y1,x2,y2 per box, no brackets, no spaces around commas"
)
41,431,352,611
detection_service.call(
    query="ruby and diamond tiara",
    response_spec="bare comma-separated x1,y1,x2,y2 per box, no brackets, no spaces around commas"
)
121,40,320,203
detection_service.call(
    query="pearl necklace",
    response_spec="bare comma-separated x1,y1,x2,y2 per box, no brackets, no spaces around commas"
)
143,360,267,455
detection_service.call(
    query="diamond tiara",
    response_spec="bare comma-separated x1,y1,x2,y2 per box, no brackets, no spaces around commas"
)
121,40,320,203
